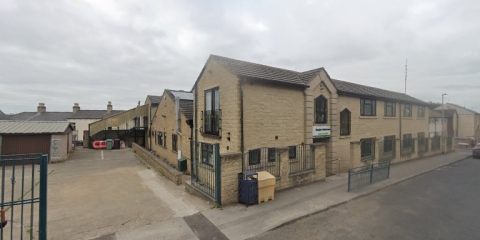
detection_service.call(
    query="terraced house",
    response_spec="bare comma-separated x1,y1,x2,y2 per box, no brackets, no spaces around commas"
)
149,90,194,173
188,55,451,205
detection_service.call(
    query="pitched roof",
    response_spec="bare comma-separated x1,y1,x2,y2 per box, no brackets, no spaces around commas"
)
431,109,457,118
179,100,193,121
68,110,124,119
0,110,10,120
298,68,325,83
165,90,193,101
146,95,162,106
210,55,307,87
0,121,72,134
10,112,73,121
435,103,480,115
331,79,426,105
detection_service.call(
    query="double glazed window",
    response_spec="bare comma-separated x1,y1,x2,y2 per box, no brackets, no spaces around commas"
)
288,146,297,160
418,106,425,118
204,88,220,135
172,134,178,152
201,143,214,165
404,104,412,117
384,102,396,117
402,134,413,149
360,99,376,116
361,138,375,160
340,109,351,136
315,95,328,123
384,135,395,154
157,132,163,146
248,149,261,165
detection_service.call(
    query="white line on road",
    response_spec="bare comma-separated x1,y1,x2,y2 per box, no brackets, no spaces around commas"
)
101,150,104,160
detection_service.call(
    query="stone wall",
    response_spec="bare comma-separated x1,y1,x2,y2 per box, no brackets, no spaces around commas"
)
132,142,183,185
50,133,69,161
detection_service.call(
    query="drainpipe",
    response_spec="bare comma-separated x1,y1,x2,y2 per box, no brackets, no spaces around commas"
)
194,83,198,167
240,79,245,172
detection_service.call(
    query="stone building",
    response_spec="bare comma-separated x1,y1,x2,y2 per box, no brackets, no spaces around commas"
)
188,55,451,205
149,90,193,173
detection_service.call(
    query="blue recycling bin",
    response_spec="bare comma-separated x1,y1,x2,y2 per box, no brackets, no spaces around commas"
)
238,171,258,206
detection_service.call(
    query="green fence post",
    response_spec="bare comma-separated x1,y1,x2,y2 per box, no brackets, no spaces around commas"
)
387,161,391,178
39,154,48,240
214,143,221,205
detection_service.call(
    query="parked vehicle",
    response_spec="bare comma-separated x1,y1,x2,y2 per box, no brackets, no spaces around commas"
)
473,143,480,158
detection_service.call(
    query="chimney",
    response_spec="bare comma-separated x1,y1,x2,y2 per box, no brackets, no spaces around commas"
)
37,103,46,113
73,103,80,113
137,101,140,107
107,101,112,112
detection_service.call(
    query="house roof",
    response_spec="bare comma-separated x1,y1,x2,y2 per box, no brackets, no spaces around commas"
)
0,121,72,134
435,103,480,115
68,110,124,119
331,79,426,105
10,112,73,121
430,109,457,118
179,100,193,121
165,90,193,101
298,68,325,83
0,110,10,120
146,95,162,106
209,55,307,87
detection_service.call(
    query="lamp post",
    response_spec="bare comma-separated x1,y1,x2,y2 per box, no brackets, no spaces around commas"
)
442,93,447,153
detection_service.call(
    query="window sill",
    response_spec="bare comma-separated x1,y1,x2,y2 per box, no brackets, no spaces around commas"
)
383,116,397,119
339,136,351,139
172,150,178,154
402,117,412,119
201,133,221,139
361,156,375,162
417,117,425,120
359,116,377,119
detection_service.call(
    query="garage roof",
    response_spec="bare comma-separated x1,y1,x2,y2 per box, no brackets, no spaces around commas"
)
0,121,72,134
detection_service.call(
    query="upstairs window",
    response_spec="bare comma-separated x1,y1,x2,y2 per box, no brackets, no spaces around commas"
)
172,134,178,152
204,88,220,135
340,109,351,136
404,104,412,117
360,99,376,116
315,95,328,123
384,101,396,117
418,106,425,118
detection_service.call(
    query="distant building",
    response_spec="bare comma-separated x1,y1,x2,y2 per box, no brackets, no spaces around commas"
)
435,103,480,138
10,102,124,143
0,110,10,120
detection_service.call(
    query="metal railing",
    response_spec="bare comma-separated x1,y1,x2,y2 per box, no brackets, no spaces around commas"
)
431,136,441,151
401,139,415,156
190,141,221,204
0,154,48,240
244,148,280,177
418,138,429,154
289,143,315,174
348,161,391,192
379,139,396,162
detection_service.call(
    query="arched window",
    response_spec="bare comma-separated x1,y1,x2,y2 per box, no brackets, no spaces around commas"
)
340,109,351,136
315,95,328,124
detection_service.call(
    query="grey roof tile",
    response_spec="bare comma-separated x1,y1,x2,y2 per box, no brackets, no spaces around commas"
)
331,79,426,105
10,112,73,121
69,110,124,119
211,55,307,87
146,95,162,105
0,110,10,120
0,121,72,134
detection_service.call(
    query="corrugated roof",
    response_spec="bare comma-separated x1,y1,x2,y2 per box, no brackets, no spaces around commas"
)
0,121,72,134
179,100,193,121
0,110,10,120
331,79,426,105
210,55,307,87
171,91,193,100
68,110,124,119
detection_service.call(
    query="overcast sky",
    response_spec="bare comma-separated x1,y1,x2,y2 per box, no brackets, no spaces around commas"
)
1,0,479,113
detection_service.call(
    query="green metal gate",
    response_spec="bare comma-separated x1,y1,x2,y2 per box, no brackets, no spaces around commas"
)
190,141,221,205
0,154,48,240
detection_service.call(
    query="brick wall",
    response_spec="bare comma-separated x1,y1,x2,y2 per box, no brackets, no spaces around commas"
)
132,143,183,185
220,152,243,205
149,94,192,173
194,60,241,154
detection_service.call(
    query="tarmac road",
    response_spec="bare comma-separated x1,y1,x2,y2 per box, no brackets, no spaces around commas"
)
254,157,480,240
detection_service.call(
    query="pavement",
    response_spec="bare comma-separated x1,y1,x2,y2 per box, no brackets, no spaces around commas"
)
95,148,471,240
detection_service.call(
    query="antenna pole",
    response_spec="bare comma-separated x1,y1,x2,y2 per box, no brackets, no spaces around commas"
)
405,59,408,94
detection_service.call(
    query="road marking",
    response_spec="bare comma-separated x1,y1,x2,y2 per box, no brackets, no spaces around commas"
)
138,169,198,218
101,150,104,160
